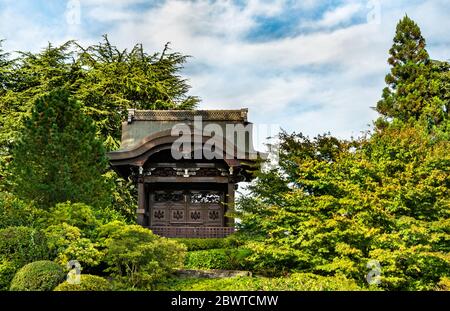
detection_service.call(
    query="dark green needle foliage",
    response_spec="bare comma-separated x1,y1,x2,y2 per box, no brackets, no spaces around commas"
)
376,16,448,128
10,88,111,209
0,36,199,218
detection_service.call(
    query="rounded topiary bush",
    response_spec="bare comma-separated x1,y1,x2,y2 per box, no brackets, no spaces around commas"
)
54,274,111,291
10,260,65,291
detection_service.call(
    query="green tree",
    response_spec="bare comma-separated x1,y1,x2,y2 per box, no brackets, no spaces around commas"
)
98,221,187,289
10,88,111,209
238,125,450,289
0,37,199,153
76,37,199,149
0,40,13,184
375,15,446,125
237,18,450,287
0,40,11,93
0,37,199,219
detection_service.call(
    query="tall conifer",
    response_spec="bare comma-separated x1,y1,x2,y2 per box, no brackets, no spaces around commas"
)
10,88,111,209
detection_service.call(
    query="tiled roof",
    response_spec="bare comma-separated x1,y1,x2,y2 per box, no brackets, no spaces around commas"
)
127,108,248,122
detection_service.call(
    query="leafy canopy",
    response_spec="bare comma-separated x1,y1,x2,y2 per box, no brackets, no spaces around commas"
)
376,15,448,127
238,16,450,290
10,88,111,209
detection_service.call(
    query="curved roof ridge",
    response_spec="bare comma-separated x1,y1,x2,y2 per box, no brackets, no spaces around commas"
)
127,108,248,122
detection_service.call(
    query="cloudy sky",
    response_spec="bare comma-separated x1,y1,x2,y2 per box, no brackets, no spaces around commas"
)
1,0,449,140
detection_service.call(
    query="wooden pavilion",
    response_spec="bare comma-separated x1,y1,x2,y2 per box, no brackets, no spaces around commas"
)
107,108,260,238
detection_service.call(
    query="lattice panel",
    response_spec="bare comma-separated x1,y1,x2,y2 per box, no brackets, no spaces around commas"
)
154,191,184,202
130,109,247,121
190,191,223,204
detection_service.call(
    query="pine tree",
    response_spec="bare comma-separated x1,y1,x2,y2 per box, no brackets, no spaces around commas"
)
0,40,13,188
10,88,111,209
376,15,433,122
0,40,11,93
0,37,199,218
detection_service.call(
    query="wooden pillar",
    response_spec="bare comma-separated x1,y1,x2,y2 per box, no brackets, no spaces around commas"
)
226,182,236,227
137,177,146,226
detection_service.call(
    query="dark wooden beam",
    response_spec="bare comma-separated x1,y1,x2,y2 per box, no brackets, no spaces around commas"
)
143,176,229,183
149,162,227,169
137,178,146,225
226,182,236,227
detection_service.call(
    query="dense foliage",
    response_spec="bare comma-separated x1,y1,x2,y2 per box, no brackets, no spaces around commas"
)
54,274,112,291
0,37,199,220
0,36,198,152
0,226,48,266
99,221,187,289
1,17,449,291
158,273,365,291
174,236,241,251
0,192,43,229
10,89,111,209
0,226,48,290
237,16,450,290
185,248,251,270
9,260,65,291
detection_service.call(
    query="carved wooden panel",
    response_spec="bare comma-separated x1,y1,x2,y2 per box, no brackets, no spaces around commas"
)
187,209,204,225
188,191,223,227
170,209,185,223
150,208,168,226
149,190,224,227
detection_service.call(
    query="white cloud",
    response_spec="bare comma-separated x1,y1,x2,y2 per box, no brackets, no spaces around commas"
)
1,0,450,141
87,7,138,22
316,2,363,28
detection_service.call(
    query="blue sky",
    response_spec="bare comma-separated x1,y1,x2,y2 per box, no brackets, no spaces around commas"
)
1,0,450,141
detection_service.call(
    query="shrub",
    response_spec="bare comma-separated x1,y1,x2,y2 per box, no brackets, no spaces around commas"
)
0,226,48,266
54,274,111,291
47,202,100,234
96,220,128,243
10,260,65,291
100,223,186,289
174,236,240,251
158,273,366,291
44,223,101,268
185,248,252,270
0,226,48,291
0,193,42,229
435,277,450,291
237,122,450,289
0,260,18,291
242,243,307,276
368,247,450,290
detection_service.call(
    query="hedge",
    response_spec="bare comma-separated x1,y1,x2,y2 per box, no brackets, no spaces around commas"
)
158,273,368,291
0,261,18,291
184,248,251,270
10,260,65,291
54,274,111,291
0,226,48,265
